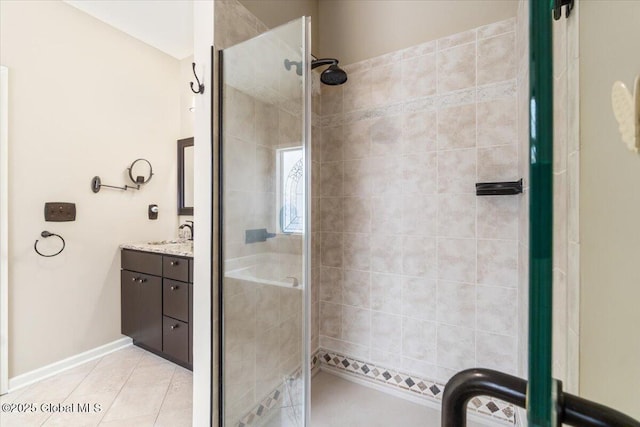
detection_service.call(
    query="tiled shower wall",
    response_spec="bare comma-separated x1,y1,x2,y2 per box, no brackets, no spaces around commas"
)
317,18,522,384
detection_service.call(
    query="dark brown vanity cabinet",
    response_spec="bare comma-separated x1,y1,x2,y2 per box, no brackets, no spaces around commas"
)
121,249,193,369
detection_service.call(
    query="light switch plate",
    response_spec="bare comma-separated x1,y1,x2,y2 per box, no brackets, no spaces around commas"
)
44,202,76,222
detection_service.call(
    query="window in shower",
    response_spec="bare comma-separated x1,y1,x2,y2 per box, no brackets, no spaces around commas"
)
277,147,304,234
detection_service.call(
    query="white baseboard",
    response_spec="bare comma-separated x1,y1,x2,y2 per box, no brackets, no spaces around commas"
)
8,337,132,393
320,366,509,427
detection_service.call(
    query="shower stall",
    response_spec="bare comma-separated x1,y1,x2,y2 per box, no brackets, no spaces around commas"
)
215,1,640,426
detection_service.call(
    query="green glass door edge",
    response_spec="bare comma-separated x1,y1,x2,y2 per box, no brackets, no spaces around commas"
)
528,1,555,426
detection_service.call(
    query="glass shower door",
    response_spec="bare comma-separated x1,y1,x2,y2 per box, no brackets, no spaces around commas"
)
219,17,311,427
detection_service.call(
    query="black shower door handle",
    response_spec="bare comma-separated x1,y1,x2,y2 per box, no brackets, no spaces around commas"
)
441,368,640,427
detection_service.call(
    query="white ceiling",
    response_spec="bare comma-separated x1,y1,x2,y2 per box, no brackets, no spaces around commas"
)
64,0,193,59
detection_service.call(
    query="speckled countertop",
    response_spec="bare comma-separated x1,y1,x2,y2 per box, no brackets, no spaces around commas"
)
120,240,193,257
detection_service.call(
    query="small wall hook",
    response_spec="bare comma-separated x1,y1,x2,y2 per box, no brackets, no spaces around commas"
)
190,62,205,94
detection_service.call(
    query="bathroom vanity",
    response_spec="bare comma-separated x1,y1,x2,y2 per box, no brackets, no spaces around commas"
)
119,242,193,369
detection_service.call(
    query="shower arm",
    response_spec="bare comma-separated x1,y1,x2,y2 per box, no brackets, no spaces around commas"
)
311,58,338,69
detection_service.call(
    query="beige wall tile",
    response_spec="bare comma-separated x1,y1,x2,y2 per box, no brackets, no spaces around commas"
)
477,239,518,287
401,194,437,236
402,277,436,321
370,234,402,274
341,306,371,346
402,152,438,194
476,285,517,335
371,273,402,315
343,233,371,271
477,32,516,85
436,324,475,371
476,332,517,374
320,161,343,197
321,85,343,116
477,196,519,240
320,302,342,339
402,236,437,278
436,281,476,329
343,269,371,308
401,53,437,99
321,232,343,268
437,42,476,93
343,197,371,233
437,238,477,283
320,197,344,232
437,194,476,238
437,148,477,194
402,111,437,154
344,158,373,196
371,312,402,354
477,145,519,182
321,125,344,162
438,103,476,150
343,119,372,160
370,116,403,157
402,318,437,362
343,68,372,113
477,97,517,147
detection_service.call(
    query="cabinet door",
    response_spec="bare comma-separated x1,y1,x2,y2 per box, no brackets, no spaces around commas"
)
121,270,138,338
136,274,162,352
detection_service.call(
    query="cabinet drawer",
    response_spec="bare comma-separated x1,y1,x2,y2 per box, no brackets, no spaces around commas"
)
163,316,189,363
163,279,188,322
122,250,162,276
163,256,188,282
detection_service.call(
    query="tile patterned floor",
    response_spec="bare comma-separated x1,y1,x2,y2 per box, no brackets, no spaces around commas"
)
0,346,192,427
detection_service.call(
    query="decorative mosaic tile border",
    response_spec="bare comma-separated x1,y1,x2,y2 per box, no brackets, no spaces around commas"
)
238,386,283,427
236,349,516,426
319,350,516,425
236,351,321,427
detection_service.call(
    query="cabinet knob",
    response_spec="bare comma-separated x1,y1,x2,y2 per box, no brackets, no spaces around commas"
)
170,324,179,330
170,285,179,291
137,278,146,283
131,277,137,282
170,261,179,266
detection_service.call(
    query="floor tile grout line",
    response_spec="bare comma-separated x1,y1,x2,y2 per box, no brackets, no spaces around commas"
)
152,366,178,426
38,354,105,427
96,349,146,426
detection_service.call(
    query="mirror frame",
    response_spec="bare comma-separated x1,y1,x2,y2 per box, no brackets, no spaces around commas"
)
177,137,194,215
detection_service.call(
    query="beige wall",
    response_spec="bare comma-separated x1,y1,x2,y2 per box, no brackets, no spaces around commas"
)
579,1,640,419
0,0,182,376
239,0,319,52
318,0,517,64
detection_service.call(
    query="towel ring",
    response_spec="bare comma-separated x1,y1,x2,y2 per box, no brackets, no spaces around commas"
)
34,231,65,257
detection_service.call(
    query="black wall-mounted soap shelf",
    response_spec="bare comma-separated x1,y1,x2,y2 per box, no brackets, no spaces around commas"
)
476,179,523,196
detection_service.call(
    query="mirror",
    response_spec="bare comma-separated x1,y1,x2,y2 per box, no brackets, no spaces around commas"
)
178,137,194,215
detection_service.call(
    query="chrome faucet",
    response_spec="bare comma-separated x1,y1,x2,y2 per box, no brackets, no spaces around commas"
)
179,220,194,240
